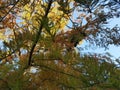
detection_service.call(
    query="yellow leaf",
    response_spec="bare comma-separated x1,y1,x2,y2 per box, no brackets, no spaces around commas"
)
78,40,84,45
0,33,5,40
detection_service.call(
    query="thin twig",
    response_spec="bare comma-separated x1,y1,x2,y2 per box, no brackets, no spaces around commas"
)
0,0,19,22
0,49,18,61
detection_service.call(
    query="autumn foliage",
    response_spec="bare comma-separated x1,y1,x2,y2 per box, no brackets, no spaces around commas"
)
0,0,120,89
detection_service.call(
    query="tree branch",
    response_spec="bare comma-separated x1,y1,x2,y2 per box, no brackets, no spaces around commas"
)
0,0,19,22
28,0,53,66
34,63,80,80
0,49,18,62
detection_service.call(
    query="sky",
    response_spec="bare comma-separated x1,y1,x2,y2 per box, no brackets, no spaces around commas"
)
79,17,120,59
68,3,120,59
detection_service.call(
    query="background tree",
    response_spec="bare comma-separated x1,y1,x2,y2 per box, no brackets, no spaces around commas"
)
0,0,120,89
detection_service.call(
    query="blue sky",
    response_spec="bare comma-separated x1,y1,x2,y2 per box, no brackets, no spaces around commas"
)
79,17,120,59
68,4,120,59
68,2,120,59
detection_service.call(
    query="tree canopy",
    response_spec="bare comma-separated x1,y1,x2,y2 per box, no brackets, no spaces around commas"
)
0,0,120,89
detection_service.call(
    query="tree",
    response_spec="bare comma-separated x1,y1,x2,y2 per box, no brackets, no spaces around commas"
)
0,0,120,89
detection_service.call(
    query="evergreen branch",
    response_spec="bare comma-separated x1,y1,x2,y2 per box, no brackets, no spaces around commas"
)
0,78,11,89
34,58,66,64
28,0,53,66
34,63,81,80
40,78,81,89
